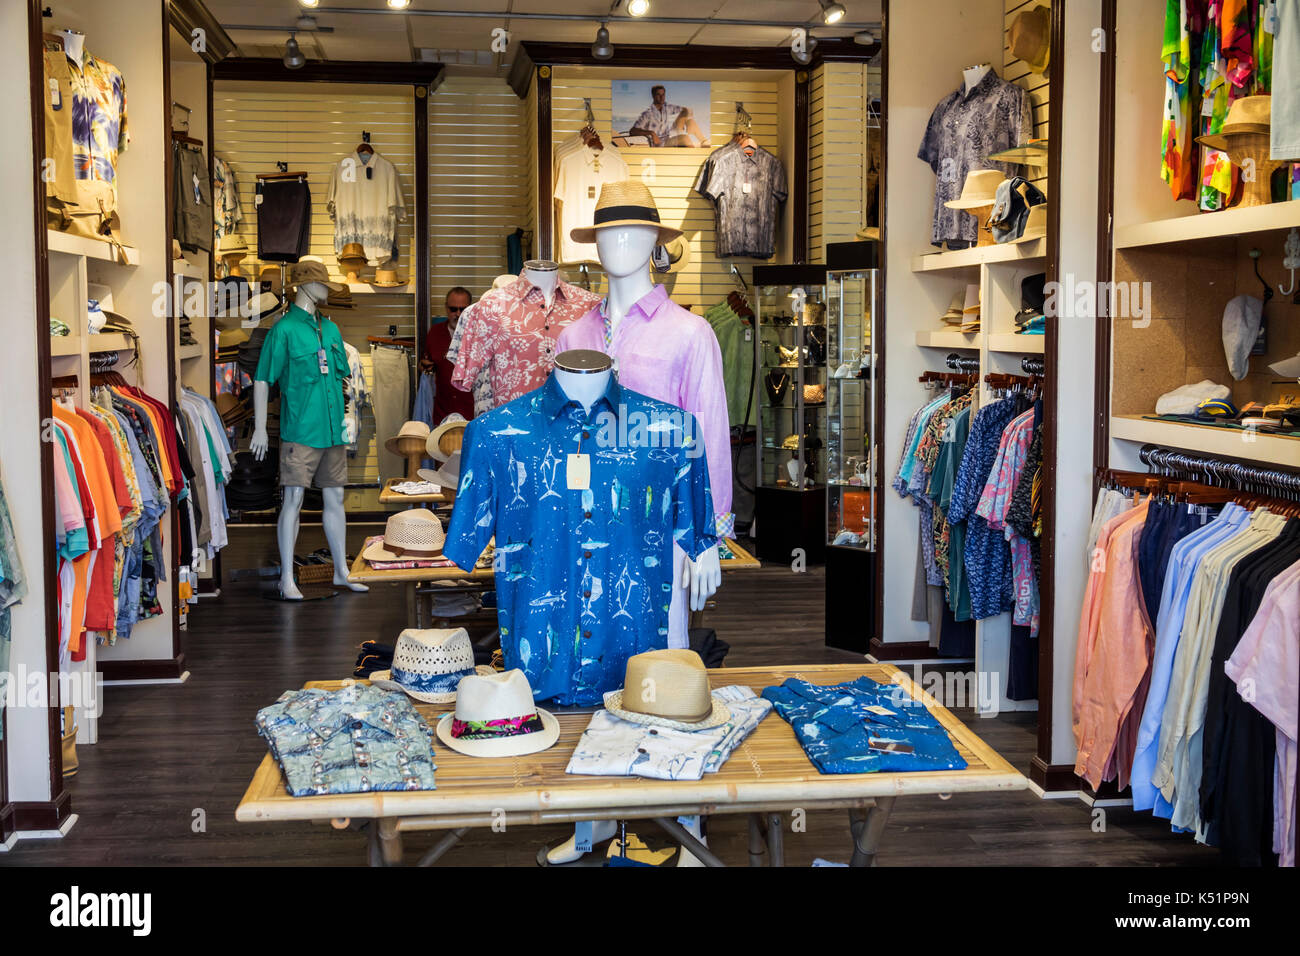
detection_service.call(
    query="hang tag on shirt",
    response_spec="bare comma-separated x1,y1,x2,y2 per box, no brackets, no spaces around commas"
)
1264,0,1278,33
49,78,61,110
254,193,263,206
318,348,329,375
574,820,593,853
744,328,752,342
567,453,591,490
864,705,896,717
741,181,752,195
867,737,914,754
588,185,596,199
1201,95,1215,118
192,171,202,205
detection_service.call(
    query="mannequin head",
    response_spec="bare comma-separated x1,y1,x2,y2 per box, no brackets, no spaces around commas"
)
295,281,330,312
596,224,659,278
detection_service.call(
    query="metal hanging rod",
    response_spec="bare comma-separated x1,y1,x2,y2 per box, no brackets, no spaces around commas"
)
945,353,980,373
1021,356,1044,375
1138,444,1300,499
290,8,881,30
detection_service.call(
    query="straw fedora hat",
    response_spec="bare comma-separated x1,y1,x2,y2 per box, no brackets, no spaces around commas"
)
602,649,730,731
369,265,407,288
418,450,461,489
369,628,494,704
652,235,691,275
945,169,1006,209
435,669,560,757
362,509,446,563
217,234,249,257
426,413,467,463
1196,95,1272,151
1011,203,1047,243
940,289,965,325
959,283,982,332
289,259,346,293
384,419,431,456
1010,4,1050,74
570,180,683,245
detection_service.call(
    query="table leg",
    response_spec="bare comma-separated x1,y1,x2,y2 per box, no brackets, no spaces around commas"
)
376,818,404,866
415,826,471,867
766,813,785,867
747,813,767,867
651,817,727,868
848,796,895,867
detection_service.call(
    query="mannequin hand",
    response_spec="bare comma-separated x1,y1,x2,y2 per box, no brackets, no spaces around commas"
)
251,428,268,460
681,546,722,612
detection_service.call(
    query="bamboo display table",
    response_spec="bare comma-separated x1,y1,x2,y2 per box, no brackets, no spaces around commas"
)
378,478,453,506
236,663,1027,866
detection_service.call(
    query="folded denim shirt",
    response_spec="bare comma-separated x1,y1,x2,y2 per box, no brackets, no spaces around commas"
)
257,683,437,797
761,677,967,775
565,685,771,781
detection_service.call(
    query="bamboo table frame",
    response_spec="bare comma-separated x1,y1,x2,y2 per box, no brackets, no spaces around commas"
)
378,477,453,506
236,663,1027,866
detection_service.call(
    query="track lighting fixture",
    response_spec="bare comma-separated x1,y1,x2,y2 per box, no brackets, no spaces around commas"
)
627,0,651,15
283,34,306,69
591,22,614,60
387,0,411,9
819,0,847,25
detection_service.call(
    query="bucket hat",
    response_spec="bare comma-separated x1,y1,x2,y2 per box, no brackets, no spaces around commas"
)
288,259,346,293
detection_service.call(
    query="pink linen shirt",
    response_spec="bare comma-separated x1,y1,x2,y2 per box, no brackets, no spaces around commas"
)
451,277,600,407
555,283,733,526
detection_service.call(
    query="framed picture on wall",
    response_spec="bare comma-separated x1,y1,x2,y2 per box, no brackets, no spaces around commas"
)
611,80,712,148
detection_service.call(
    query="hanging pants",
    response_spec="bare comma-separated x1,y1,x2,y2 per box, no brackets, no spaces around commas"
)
370,344,411,482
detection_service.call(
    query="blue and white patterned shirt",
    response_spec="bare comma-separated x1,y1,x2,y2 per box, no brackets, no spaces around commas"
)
444,372,717,705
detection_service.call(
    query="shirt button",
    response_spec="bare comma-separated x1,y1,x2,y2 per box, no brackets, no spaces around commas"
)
584,550,592,559
584,511,592,519
637,747,647,754
649,729,658,735
583,630,591,638
582,430,590,439
583,590,591,598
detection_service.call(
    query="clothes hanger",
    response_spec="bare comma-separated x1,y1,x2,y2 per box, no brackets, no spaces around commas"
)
356,130,374,158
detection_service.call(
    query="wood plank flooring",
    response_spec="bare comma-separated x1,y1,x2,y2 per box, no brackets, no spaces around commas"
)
1,525,1217,866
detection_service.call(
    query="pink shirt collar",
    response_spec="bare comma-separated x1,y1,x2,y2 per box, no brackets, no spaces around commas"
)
597,283,669,323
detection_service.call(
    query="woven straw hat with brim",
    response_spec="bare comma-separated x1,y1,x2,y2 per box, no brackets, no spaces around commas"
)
362,509,446,563
959,283,982,332
369,628,495,705
652,235,691,275
385,419,431,456
1195,95,1272,151
217,234,249,257
945,169,1006,209
1010,4,1050,74
603,649,731,731
940,289,965,325
1011,204,1047,243
369,266,407,288
289,258,346,293
436,669,560,758
570,180,683,245
426,413,467,463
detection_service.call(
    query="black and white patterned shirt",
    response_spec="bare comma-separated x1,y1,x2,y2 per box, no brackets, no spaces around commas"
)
917,71,1033,248
695,143,788,259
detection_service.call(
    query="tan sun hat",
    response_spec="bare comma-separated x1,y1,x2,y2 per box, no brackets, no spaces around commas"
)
945,169,1006,209
569,180,683,245
337,242,366,264
426,413,467,463
1196,95,1272,151
368,628,495,704
288,259,347,293
362,509,446,563
1012,203,1048,243
1010,4,1050,74
435,669,560,757
217,234,248,257
652,235,691,275
384,419,431,456
368,266,407,288
602,649,730,731
940,289,965,325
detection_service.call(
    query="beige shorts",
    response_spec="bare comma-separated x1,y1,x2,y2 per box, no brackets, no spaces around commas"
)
279,442,348,488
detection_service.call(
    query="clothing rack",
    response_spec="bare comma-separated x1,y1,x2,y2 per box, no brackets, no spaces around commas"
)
918,369,976,387
1020,356,1045,375
51,374,79,391
729,263,748,292
259,167,307,182
366,335,415,349
945,352,980,373
1138,444,1300,500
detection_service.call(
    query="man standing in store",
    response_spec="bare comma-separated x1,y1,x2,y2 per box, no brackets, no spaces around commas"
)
629,85,709,148
421,286,475,422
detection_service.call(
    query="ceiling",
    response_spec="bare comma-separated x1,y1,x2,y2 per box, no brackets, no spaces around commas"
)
205,1,882,74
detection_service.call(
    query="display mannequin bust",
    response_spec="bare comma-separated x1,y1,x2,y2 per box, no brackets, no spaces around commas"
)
522,259,559,309
57,29,85,65
963,63,991,94
251,280,368,600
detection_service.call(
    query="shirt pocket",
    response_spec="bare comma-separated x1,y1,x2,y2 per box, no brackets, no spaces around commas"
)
288,342,324,395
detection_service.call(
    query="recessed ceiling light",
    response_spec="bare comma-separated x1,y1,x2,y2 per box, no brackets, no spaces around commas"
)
591,22,614,60
819,1,847,25
298,0,319,8
627,0,651,16
387,0,411,9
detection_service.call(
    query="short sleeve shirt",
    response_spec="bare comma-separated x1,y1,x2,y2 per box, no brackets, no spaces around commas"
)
254,304,349,449
695,144,788,259
633,103,685,142
554,145,629,265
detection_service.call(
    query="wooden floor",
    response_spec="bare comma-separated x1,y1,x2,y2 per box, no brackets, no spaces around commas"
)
2,524,1217,866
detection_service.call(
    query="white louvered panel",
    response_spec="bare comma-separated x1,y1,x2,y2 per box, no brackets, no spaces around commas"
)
429,77,531,300
809,66,827,261
809,62,869,262
549,69,788,310
1004,0,1051,191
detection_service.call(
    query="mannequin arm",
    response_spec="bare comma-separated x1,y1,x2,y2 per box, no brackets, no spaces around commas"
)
681,545,721,612
250,381,270,460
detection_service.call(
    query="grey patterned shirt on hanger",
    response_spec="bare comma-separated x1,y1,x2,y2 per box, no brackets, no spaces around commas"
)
917,70,1033,248
695,143,788,259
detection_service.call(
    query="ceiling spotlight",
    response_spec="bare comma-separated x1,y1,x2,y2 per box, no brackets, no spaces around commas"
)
387,0,411,9
791,34,817,65
819,0,847,25
283,34,306,69
591,22,614,60
298,0,318,8
627,0,651,15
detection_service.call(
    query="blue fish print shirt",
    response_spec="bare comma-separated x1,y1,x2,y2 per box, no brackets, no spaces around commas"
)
445,372,716,705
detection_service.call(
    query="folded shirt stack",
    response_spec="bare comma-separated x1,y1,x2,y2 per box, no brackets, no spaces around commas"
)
256,683,437,796
565,685,771,781
762,676,967,774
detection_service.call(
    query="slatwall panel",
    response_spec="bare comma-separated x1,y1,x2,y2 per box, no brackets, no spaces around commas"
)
549,69,786,309
428,77,532,300
808,62,872,263
1004,0,1051,192
212,83,418,487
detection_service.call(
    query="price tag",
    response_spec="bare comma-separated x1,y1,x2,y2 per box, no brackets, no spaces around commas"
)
677,814,699,831
49,78,61,109
254,193,263,206
741,181,752,195
1264,0,1278,33
864,705,896,717
867,738,914,754
574,820,593,853
192,172,202,204
566,453,591,490
318,348,329,375
744,328,752,342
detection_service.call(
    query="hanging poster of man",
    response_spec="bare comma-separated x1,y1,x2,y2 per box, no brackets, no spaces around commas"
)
611,80,712,148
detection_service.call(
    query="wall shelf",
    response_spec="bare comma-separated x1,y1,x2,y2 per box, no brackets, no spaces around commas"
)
1110,414,1300,466
178,343,203,361
344,281,413,295
1115,200,1300,250
47,229,140,266
911,238,1045,273
87,333,135,353
988,333,1045,354
49,335,80,357
915,329,979,349
174,259,206,279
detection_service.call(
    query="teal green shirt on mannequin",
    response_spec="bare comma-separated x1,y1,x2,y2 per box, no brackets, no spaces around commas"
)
255,304,349,449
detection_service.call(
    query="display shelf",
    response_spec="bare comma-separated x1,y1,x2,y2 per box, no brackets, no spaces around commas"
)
49,335,80,357
174,258,206,278
178,343,203,360
988,333,1045,354
87,333,135,352
1110,414,1300,465
910,237,1045,273
1114,200,1300,250
345,281,414,295
47,228,140,266
986,140,1049,164
915,329,979,349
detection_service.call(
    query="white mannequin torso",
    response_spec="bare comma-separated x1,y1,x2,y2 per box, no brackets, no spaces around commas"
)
595,224,658,337
523,264,559,309
963,64,991,95
554,367,611,412
58,30,85,65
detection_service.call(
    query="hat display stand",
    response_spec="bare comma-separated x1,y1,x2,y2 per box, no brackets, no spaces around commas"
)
393,435,429,481
966,204,996,247
338,257,367,283
1222,133,1287,208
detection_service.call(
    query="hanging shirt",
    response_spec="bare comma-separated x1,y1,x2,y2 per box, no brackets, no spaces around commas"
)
917,70,1032,247
67,50,129,211
703,301,756,428
423,319,474,423
326,149,407,265
254,304,349,449
554,144,629,265
452,277,600,408
443,372,716,706
695,142,789,259
213,154,242,241
446,300,495,416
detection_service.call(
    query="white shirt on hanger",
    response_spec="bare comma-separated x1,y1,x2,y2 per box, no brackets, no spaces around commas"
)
326,149,408,265
554,143,628,266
